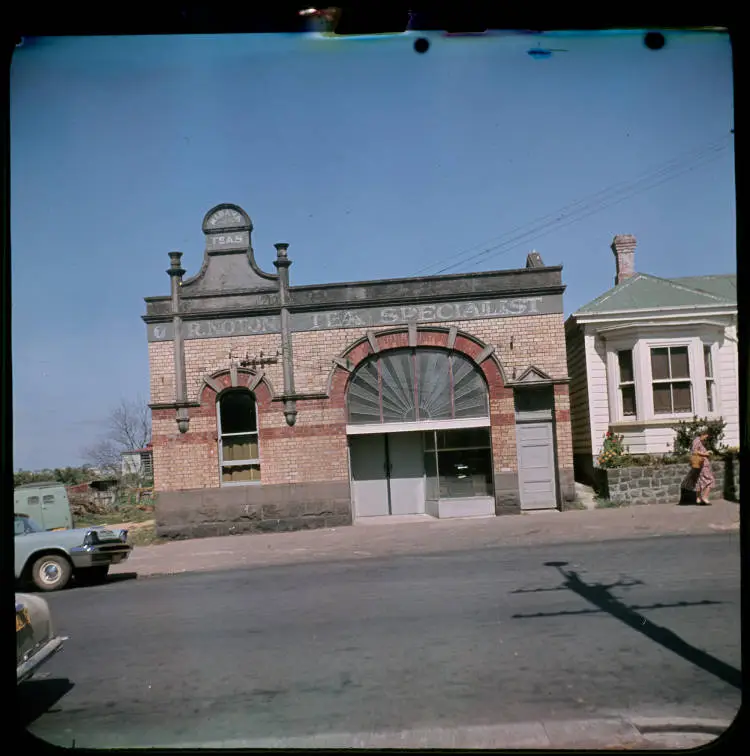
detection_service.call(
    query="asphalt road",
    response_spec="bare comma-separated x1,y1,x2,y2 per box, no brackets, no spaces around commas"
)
22,533,741,749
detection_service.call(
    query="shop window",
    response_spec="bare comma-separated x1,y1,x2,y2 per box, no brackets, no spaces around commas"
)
217,389,260,485
651,346,692,414
704,345,715,413
617,350,637,417
348,348,488,425
423,427,493,499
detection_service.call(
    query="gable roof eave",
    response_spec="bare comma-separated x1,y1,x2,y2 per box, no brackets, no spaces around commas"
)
573,272,734,316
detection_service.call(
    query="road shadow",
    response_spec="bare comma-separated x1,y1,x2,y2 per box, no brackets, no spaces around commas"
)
511,561,741,690
17,678,74,728
74,571,139,590
105,571,138,584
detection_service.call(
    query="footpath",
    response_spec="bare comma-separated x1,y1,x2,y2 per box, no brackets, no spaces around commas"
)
110,499,740,579
169,716,735,750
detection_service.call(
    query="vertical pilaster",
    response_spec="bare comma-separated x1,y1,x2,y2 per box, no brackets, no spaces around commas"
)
273,243,297,426
168,251,189,433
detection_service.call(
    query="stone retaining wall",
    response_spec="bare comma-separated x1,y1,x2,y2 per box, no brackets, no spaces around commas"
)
594,455,740,506
154,480,353,540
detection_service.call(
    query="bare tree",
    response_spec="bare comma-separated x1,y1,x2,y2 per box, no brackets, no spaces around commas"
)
82,397,151,480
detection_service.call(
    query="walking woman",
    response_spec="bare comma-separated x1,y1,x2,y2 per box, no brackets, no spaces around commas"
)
690,432,715,504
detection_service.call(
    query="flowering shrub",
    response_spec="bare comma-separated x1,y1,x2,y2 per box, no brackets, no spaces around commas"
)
597,431,627,468
672,416,726,454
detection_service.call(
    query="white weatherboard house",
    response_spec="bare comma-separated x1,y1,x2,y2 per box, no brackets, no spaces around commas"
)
565,235,738,484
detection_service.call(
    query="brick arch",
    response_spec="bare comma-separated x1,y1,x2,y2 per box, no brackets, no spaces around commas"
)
327,326,509,416
197,368,275,414
325,325,508,403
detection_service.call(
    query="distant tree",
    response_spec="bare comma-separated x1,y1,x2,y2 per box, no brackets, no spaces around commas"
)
13,465,96,488
82,397,151,481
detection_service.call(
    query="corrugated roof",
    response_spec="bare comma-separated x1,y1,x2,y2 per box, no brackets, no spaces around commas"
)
575,272,736,315
669,274,736,302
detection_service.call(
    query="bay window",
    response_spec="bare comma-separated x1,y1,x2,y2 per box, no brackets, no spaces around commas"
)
608,338,718,422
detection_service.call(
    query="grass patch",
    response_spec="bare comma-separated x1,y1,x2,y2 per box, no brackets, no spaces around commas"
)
566,499,587,510
127,523,164,547
595,498,624,509
74,505,155,528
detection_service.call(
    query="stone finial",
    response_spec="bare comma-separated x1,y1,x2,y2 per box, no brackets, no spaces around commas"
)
611,234,637,285
274,243,289,259
167,251,186,277
526,250,544,269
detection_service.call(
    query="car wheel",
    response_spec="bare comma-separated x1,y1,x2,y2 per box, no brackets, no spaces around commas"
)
31,554,72,592
77,566,109,585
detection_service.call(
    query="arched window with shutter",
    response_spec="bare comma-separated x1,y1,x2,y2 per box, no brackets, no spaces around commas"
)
347,348,488,425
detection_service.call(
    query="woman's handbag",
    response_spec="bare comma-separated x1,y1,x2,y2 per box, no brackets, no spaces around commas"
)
690,453,703,469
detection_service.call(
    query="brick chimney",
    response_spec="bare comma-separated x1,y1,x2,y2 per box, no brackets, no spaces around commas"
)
611,234,636,285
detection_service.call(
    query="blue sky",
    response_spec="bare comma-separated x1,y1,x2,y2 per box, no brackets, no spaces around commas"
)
10,31,734,471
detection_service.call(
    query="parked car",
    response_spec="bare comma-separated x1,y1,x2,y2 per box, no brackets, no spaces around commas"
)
16,593,68,683
14,513,132,591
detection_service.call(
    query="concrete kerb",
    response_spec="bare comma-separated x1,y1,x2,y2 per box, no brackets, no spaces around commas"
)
145,716,733,750
110,500,740,579
629,716,734,736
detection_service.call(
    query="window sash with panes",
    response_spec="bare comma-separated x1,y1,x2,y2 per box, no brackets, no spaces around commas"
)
704,345,715,413
423,427,493,499
617,350,637,418
650,346,692,414
217,389,261,485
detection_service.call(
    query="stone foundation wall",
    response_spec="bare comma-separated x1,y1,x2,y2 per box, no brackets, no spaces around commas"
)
594,456,740,506
155,480,352,540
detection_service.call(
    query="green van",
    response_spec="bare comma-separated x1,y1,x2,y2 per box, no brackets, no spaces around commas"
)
13,482,74,531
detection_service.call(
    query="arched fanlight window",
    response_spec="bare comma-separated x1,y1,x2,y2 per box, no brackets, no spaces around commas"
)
347,348,488,425
217,389,260,484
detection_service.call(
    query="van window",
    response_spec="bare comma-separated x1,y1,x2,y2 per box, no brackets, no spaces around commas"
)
27,496,40,506
43,494,55,505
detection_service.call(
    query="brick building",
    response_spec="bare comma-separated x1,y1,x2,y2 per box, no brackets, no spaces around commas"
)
144,204,575,539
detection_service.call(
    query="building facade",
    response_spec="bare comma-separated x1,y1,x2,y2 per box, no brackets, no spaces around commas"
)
566,234,738,485
144,204,575,539
121,444,154,478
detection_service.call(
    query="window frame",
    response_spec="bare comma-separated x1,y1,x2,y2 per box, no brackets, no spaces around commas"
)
649,344,694,416
616,349,637,419
140,451,153,477
605,335,718,423
703,343,716,414
423,427,494,500
216,388,261,487
346,347,489,427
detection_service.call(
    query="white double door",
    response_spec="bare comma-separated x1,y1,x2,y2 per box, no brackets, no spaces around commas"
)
349,432,426,517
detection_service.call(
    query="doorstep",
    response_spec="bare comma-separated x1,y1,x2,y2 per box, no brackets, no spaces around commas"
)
354,514,436,526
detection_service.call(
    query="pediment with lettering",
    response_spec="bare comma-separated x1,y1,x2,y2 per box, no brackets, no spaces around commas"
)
516,366,552,383
178,203,279,295
202,204,252,233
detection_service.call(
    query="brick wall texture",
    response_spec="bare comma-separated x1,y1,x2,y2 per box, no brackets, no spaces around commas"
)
150,312,571,502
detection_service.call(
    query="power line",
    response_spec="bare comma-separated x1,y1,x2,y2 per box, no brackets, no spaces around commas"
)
418,135,729,276
413,134,732,277
433,144,729,275
415,134,729,275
